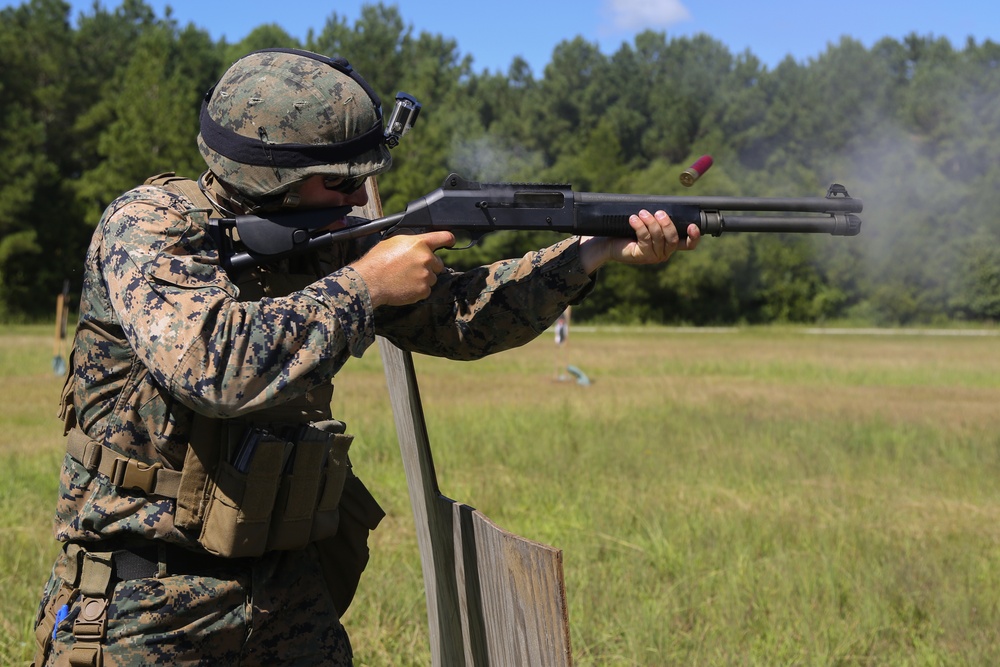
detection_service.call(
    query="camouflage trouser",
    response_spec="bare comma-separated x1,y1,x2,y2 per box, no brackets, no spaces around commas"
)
33,543,353,666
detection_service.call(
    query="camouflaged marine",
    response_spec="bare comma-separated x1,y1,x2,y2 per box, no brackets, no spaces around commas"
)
31,48,599,666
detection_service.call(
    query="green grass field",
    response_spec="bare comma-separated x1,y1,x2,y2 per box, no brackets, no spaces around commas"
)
3,324,1000,665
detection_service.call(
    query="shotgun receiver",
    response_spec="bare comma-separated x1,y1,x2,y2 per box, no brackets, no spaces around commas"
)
210,173,863,272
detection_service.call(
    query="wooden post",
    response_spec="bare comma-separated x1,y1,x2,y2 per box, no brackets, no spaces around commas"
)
356,181,573,666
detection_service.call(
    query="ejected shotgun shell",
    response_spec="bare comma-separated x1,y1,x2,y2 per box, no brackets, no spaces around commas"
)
680,155,714,187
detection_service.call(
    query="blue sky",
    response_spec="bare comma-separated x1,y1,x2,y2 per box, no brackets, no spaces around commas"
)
15,0,1000,75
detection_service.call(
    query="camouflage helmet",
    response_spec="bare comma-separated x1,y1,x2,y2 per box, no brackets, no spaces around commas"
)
197,48,392,204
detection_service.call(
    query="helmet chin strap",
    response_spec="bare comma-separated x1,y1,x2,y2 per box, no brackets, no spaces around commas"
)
201,170,309,215
198,171,243,217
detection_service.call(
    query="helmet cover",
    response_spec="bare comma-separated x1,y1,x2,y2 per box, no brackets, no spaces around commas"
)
197,48,392,202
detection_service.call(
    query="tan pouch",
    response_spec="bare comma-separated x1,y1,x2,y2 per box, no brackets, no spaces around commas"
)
313,472,386,615
267,425,352,551
311,431,353,542
175,415,224,531
198,431,289,557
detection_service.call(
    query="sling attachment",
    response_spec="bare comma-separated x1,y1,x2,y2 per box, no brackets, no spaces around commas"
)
66,427,181,498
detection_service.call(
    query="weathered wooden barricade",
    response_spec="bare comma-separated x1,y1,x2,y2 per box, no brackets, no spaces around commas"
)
359,185,573,666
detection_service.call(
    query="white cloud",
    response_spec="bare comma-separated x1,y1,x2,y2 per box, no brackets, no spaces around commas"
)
603,0,692,31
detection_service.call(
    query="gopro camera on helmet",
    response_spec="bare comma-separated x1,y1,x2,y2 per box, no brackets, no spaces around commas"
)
385,92,421,148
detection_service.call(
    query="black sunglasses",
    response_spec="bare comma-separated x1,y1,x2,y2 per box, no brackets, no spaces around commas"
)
323,175,368,194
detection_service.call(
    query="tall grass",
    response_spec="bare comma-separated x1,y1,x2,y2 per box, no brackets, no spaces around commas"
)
0,329,69,663
3,325,1000,665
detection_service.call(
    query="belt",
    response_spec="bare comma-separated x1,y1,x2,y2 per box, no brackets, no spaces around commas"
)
76,542,255,584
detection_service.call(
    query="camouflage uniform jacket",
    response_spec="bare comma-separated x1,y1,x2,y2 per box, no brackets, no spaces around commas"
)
55,178,596,550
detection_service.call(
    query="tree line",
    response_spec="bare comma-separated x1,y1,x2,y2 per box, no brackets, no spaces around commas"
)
2,0,999,325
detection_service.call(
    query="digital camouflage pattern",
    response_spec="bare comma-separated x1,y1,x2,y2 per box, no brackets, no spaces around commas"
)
36,175,595,664
197,50,393,201
39,542,353,665
53,180,593,548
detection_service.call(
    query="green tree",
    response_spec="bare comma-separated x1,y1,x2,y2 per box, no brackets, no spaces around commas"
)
0,0,76,320
222,24,301,69
527,37,610,166
308,3,413,97
2,0,999,325
74,22,211,220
